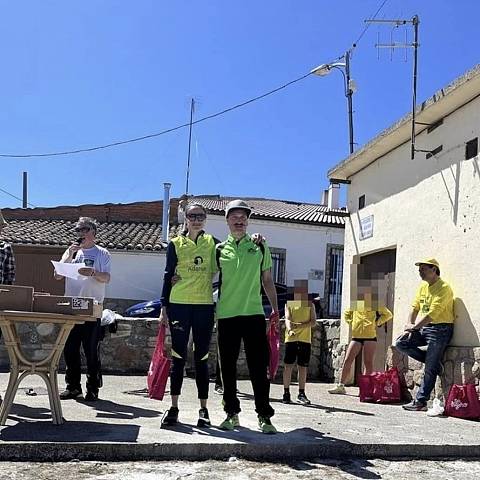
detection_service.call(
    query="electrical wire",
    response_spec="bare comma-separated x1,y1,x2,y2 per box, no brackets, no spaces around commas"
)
0,186,37,208
0,72,312,159
352,0,390,48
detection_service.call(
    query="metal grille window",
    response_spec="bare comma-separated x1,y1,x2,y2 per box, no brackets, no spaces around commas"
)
327,246,344,317
270,248,286,284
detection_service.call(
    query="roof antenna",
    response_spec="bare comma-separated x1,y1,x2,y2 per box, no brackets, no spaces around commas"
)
185,98,195,195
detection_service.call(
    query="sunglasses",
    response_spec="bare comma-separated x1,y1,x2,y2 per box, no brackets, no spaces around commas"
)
74,227,91,233
186,213,206,221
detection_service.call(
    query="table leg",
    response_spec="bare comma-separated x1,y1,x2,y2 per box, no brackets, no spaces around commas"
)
0,367,20,426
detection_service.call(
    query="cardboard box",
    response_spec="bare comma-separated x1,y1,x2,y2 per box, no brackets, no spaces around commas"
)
33,295,96,316
0,285,34,311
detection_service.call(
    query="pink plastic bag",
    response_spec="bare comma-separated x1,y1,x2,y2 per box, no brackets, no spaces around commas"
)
445,384,480,420
147,323,171,401
267,312,280,380
371,368,401,403
358,374,375,402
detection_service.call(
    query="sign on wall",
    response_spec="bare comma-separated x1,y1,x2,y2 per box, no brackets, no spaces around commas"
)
360,215,374,240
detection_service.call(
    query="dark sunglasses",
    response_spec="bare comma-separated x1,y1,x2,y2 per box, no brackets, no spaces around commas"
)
74,227,91,233
186,213,206,221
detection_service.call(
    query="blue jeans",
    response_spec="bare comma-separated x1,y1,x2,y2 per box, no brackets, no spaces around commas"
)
395,324,453,404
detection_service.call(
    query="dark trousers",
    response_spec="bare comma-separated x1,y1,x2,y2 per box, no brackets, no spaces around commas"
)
167,303,214,399
396,324,453,404
64,319,103,393
217,314,274,418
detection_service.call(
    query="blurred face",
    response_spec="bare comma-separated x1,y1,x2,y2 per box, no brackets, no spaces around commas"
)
418,263,437,282
74,223,95,243
293,280,309,301
226,209,249,237
185,207,206,232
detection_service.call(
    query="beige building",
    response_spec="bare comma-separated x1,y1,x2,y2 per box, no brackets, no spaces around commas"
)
328,65,480,386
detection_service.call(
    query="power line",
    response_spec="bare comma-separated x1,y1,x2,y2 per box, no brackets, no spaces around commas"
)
353,0,390,48
0,72,312,159
0,186,36,208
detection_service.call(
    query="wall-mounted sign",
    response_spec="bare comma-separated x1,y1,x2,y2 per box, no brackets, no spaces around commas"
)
360,215,374,240
308,269,324,281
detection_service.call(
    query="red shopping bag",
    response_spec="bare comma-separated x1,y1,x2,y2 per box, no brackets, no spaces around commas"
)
358,374,375,402
371,368,401,403
147,323,171,400
445,384,480,420
267,312,280,380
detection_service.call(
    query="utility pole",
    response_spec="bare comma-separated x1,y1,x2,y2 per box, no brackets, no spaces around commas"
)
185,98,195,195
345,50,354,155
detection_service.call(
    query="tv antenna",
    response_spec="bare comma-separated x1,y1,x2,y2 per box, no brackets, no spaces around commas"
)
366,15,426,159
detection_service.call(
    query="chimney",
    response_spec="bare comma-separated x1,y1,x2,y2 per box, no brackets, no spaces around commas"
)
22,171,28,209
327,183,340,210
162,183,172,242
321,189,328,206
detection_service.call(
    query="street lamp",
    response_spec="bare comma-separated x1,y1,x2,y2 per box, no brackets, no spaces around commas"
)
311,50,356,155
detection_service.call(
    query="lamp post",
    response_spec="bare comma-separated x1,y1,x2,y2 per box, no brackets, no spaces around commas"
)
311,50,356,155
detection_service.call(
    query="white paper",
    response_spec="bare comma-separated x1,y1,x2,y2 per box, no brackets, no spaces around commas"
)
51,261,87,280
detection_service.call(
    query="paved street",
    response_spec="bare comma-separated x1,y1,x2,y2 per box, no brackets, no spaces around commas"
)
2,459,480,480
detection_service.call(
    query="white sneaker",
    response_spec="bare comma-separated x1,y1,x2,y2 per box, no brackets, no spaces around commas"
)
426,398,444,417
328,384,346,395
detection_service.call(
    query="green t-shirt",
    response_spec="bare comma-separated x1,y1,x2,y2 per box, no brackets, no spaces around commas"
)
169,233,216,304
216,234,272,319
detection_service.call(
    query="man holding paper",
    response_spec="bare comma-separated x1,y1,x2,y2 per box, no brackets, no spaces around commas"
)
54,216,111,401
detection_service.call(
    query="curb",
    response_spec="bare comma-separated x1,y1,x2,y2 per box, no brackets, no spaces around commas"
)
1,442,480,462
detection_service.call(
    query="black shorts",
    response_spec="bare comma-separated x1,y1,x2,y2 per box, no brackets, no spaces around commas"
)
284,341,311,367
352,337,377,344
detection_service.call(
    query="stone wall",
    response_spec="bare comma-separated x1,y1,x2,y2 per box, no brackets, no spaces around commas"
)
0,317,342,381
387,345,480,401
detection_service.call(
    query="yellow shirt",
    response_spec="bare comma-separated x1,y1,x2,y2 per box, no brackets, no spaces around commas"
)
412,278,454,324
285,300,314,344
344,302,393,339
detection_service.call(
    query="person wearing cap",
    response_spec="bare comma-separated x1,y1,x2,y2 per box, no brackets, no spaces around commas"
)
396,258,454,412
54,216,111,401
216,199,279,434
0,209,15,286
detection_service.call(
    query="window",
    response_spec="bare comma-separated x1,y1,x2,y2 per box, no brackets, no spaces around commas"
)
427,118,443,134
466,138,478,160
426,145,443,159
358,194,365,210
270,248,286,284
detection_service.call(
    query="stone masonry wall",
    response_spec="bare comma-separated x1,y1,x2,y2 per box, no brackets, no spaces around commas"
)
0,317,342,381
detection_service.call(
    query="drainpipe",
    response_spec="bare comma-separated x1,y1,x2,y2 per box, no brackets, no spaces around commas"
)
162,183,171,242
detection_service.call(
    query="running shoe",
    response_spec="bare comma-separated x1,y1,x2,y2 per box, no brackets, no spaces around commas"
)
258,416,277,434
402,400,427,412
161,407,179,427
59,388,82,400
197,407,211,428
282,392,292,404
328,384,346,395
297,392,311,405
219,413,239,431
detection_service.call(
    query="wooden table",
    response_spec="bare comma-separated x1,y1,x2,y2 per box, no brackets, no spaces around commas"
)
0,310,96,425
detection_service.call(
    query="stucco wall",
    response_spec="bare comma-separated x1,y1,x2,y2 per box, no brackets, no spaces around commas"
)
205,215,344,296
341,94,480,347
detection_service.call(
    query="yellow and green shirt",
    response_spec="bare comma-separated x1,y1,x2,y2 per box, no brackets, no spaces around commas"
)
284,300,314,344
412,278,454,324
344,302,393,339
216,234,272,319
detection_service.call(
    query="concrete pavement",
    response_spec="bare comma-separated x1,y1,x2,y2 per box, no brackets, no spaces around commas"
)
0,373,479,461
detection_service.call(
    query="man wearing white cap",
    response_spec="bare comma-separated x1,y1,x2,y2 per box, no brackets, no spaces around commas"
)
396,258,454,411
0,209,15,285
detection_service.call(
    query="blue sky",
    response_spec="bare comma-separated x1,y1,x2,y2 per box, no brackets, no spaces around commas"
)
1,1,478,208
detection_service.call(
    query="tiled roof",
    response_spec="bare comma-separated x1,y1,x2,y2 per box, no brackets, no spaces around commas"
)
1,219,183,251
188,196,347,226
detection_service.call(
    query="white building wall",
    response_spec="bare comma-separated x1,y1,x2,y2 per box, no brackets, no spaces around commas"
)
205,215,344,297
341,94,480,346
106,251,165,301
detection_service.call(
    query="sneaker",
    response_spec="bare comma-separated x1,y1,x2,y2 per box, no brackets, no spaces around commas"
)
84,390,98,402
426,398,445,417
297,392,311,405
328,384,346,395
59,388,82,400
161,407,179,427
282,392,291,404
258,415,277,434
197,407,211,428
219,413,239,431
402,400,427,412
214,385,223,395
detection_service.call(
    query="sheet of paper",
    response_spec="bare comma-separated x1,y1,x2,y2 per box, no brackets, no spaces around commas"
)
51,261,87,280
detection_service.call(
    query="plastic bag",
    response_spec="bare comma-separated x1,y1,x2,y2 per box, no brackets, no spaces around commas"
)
445,384,480,420
267,312,280,380
147,323,171,401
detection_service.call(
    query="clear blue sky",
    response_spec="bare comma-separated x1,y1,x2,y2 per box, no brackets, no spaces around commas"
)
1,0,478,208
